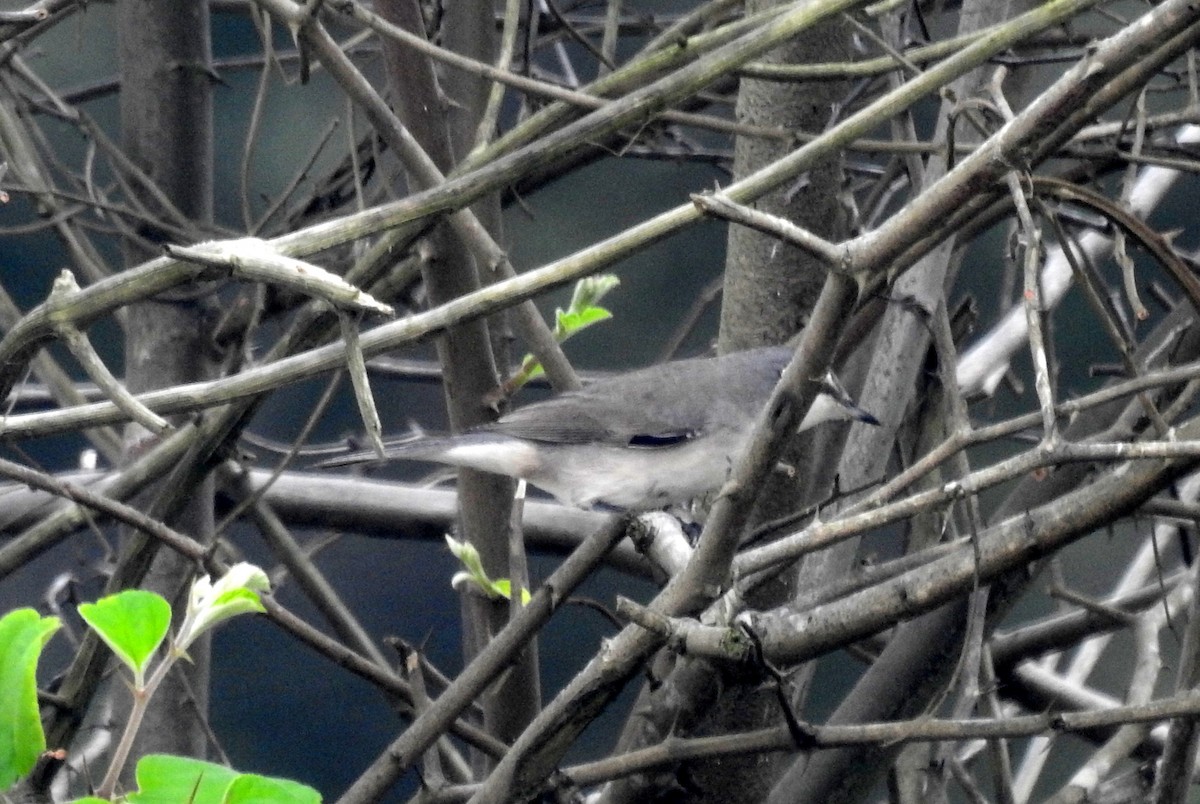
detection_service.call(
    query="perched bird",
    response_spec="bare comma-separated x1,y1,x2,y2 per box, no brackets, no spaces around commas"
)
318,346,878,510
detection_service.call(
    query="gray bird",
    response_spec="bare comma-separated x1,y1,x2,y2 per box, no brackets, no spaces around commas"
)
318,346,878,510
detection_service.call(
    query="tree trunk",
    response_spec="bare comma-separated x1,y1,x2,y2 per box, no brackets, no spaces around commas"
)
602,9,855,802
109,0,216,785
374,0,539,763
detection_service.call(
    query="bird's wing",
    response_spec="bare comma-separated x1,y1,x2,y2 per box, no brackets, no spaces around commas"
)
485,391,698,445
484,347,791,446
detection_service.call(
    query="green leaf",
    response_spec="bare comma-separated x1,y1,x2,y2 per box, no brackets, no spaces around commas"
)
0,609,60,790
224,773,322,803
513,352,546,383
126,755,320,804
127,754,238,804
504,274,620,394
78,590,171,687
491,579,532,606
177,563,269,651
68,797,110,803
555,306,613,334
446,537,530,604
568,274,620,311
445,535,487,582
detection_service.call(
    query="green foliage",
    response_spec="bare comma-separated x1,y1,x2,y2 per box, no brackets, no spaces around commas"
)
0,564,295,801
122,755,320,804
490,578,533,606
177,563,269,652
0,608,60,790
555,303,613,334
91,565,273,800
223,772,322,803
512,274,620,386
78,590,171,688
445,535,532,605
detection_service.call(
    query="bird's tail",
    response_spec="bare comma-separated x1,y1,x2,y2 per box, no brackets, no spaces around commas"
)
313,433,462,469
313,432,536,479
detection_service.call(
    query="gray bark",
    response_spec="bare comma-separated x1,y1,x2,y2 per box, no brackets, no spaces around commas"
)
110,0,216,784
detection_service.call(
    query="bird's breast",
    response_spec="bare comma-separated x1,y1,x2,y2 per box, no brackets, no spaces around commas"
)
530,428,749,510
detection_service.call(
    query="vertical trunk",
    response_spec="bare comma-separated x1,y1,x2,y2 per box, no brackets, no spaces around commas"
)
696,10,854,804
112,0,215,780
375,0,538,762
718,10,852,353
601,8,856,803
439,1,542,749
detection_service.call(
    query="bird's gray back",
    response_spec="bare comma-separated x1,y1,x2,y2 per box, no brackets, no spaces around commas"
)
482,346,792,446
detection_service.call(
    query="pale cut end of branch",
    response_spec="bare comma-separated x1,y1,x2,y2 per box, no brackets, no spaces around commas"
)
168,238,395,317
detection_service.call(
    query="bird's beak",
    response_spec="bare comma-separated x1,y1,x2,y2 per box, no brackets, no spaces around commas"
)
820,371,881,426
